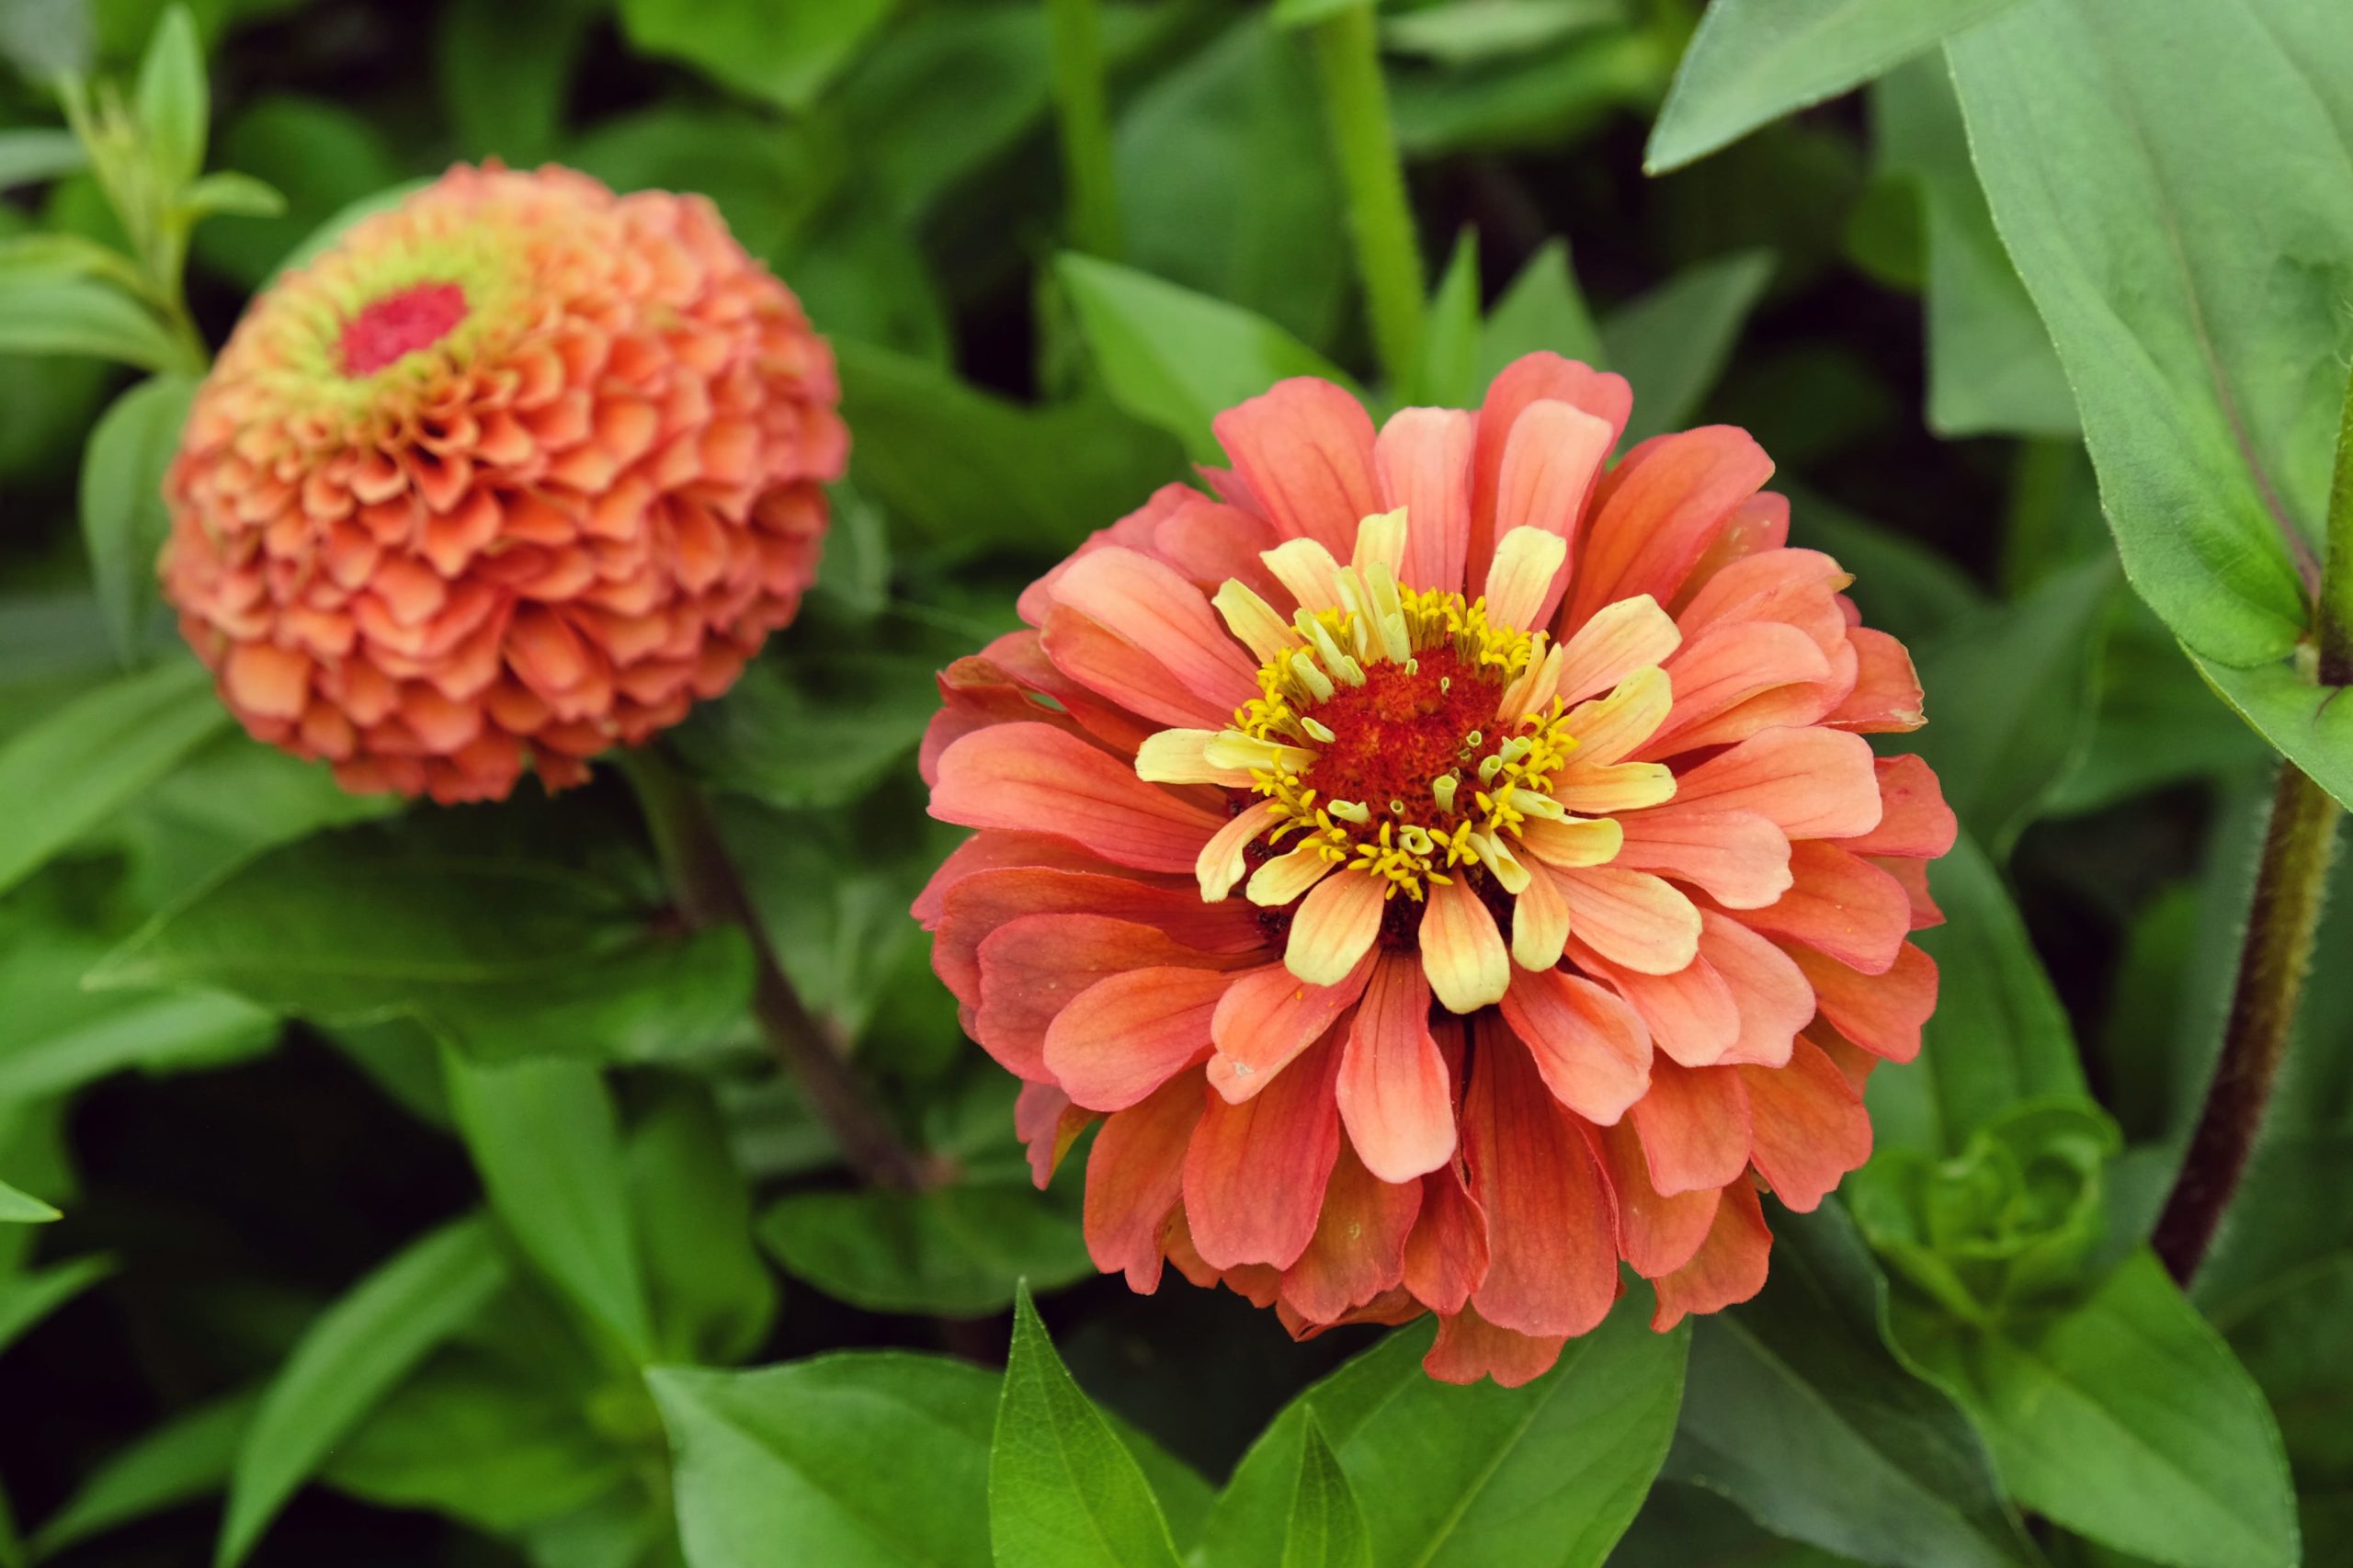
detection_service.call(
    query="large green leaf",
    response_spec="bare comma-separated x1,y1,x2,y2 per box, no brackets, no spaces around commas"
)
31,1391,256,1559
219,1215,507,1567
1906,555,2115,853
1666,1204,2036,1568
1058,254,1358,464
627,1081,778,1365
0,278,189,371
1280,1413,1372,1568
1599,250,1773,444
1870,831,2086,1156
1115,16,1347,352
2195,653,2353,813
79,372,197,666
991,1285,1181,1568
836,337,1184,552
1870,55,2073,438
757,1174,1091,1318
650,1354,996,1568
1202,1304,1688,1568
0,656,227,899
620,0,895,115
1899,1251,2300,1568
445,1053,654,1363
1645,0,2020,173
1948,0,2353,670
89,830,753,1064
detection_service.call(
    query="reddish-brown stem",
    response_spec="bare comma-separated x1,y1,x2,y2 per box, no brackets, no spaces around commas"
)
624,749,930,1192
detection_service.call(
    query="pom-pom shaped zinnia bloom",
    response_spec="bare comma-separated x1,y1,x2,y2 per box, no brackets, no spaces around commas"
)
916,357,1955,1385
162,163,846,802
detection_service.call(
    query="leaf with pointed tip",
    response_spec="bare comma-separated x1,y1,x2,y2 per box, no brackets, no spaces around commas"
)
1280,1412,1371,1568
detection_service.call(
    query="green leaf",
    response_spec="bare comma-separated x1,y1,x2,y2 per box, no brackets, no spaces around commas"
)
1280,1411,1372,1568
219,1216,506,1567
1599,250,1773,445
1666,1203,2036,1568
620,0,897,115
1383,0,1624,67
0,129,89,187
671,645,944,812
835,337,1184,552
0,278,189,370
0,656,226,898
0,1254,110,1356
444,1053,654,1363
80,372,196,665
177,169,284,220
1115,16,1348,352
1869,831,2086,1156
1057,254,1358,464
2051,598,2270,817
1644,0,2021,173
991,1284,1180,1568
88,829,754,1065
1269,0,1366,28
1409,229,1483,407
1899,1251,2300,1568
758,1175,1091,1317
1906,556,2115,852
0,1177,57,1223
2194,653,2353,814
627,1080,778,1364
134,5,208,190
438,0,596,166
1948,0,2351,669
1475,237,1603,388
32,1391,256,1559
650,1354,996,1568
1202,1304,1688,1568
0,921,273,1104
0,233,149,293
1870,56,2073,438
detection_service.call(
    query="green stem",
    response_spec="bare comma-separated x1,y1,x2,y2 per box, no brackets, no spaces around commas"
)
1311,2,1425,390
2153,362,2353,1282
622,750,931,1192
1045,0,1121,258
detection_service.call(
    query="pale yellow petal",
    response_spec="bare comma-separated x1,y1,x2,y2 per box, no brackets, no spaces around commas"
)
1482,525,1569,632
1420,874,1510,1013
1285,870,1388,985
1135,728,1257,786
1213,580,1296,664
1248,841,1337,907
1555,595,1679,705
1511,861,1572,971
1197,801,1282,902
1563,665,1672,766
1261,538,1347,612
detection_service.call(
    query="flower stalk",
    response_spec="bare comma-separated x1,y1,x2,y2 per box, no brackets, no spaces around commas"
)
2153,363,2353,1282
1310,1,1425,391
624,749,932,1193
1045,0,1121,258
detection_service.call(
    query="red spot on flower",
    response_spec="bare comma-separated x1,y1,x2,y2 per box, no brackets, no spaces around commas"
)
1305,645,1502,816
339,281,470,377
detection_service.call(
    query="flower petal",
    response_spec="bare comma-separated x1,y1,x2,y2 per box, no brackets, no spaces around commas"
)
1826,626,1926,733
1611,809,1791,909
1491,399,1615,624
1338,952,1457,1183
1843,755,1957,858
1562,665,1673,766
1567,426,1774,626
1461,1018,1620,1338
1510,858,1572,971
1051,547,1262,710
977,914,1241,1079
1213,379,1382,553
1649,1180,1771,1330
1209,955,1377,1102
1652,726,1882,840
932,723,1225,873
1471,353,1631,588
1554,866,1701,974
1732,840,1913,975
1279,1138,1422,1324
1741,1033,1870,1212
1184,1033,1345,1269
1483,525,1570,633
1578,939,1739,1067
1045,966,1231,1111
1286,869,1389,983
930,862,1263,1003
1199,801,1284,901
1424,1303,1567,1389
1420,873,1511,1012
1084,1074,1205,1291
1596,1118,1721,1278
1786,940,1937,1063
1626,1059,1752,1195
1499,966,1653,1124
1699,911,1814,1068
1375,405,1474,592
1403,1159,1489,1314
1554,594,1680,705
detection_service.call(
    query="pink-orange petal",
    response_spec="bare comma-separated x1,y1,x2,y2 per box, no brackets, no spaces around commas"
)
1498,966,1652,1125
1183,1033,1345,1270
1650,1180,1772,1330
1044,966,1231,1112
1209,955,1376,1102
1461,1018,1619,1339
1337,952,1457,1184
1627,1059,1752,1196
929,722,1225,874
1741,1033,1871,1212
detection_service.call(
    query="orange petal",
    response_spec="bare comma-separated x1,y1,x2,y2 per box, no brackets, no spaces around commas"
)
1209,955,1375,1102
1045,966,1231,1112
1498,966,1652,1125
1650,1179,1771,1329
930,723,1225,875
1085,1075,1205,1291
1461,1018,1619,1339
1337,951,1456,1184
1183,1033,1345,1270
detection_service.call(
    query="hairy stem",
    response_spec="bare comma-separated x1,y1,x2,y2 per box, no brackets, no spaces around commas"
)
1311,2,1425,390
1045,0,1121,258
623,750,930,1191
2153,366,2353,1280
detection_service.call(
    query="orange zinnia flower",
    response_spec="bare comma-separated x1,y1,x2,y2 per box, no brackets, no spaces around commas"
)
163,164,846,802
917,358,1953,1385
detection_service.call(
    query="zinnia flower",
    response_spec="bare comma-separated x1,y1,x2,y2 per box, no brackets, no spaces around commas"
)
162,163,845,802
916,358,1955,1385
